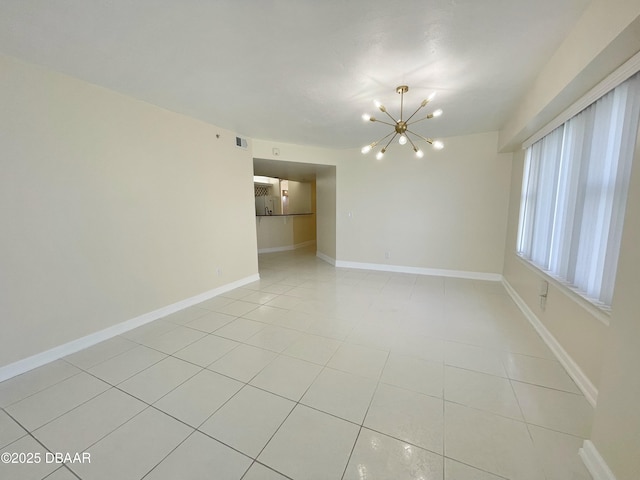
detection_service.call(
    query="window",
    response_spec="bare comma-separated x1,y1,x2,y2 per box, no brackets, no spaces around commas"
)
517,72,640,307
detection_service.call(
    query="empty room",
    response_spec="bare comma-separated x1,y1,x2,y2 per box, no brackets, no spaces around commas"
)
1,1,639,479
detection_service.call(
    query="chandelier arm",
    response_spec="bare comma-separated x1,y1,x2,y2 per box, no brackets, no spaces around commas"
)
404,103,427,124
381,109,398,123
400,90,404,121
371,131,396,146
406,129,434,144
382,133,398,151
372,119,398,128
405,133,420,152
406,115,433,126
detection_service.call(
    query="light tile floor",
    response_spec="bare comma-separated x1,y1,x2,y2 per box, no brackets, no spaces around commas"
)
0,247,594,479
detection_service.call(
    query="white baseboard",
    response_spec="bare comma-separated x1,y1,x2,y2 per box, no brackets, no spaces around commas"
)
502,278,598,407
258,240,316,254
579,440,617,480
334,260,503,281
0,273,260,383
316,251,336,265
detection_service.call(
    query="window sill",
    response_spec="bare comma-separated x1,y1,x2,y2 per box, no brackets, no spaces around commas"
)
256,213,314,217
515,254,611,327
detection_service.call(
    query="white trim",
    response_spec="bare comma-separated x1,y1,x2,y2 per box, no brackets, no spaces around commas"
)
257,240,316,254
502,278,598,407
258,246,294,254
334,260,502,281
315,251,336,265
579,440,617,480
524,50,640,149
0,273,260,383
295,240,316,249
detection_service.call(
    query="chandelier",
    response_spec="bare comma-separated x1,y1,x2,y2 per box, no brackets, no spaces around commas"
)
361,85,443,160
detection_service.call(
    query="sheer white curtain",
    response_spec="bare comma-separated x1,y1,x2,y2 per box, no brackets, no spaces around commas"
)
520,126,564,268
518,72,640,307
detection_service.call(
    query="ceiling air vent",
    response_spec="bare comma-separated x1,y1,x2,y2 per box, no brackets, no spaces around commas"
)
235,136,248,149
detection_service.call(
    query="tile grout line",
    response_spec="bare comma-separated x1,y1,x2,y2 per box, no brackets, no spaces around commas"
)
2,249,585,479
339,426,363,480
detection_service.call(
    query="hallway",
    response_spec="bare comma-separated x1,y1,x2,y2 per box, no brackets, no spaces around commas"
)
0,248,593,479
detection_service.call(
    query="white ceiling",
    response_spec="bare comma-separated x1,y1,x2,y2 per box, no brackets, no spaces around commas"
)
0,0,591,149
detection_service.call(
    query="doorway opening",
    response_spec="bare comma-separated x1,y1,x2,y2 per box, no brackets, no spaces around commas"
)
252,158,336,263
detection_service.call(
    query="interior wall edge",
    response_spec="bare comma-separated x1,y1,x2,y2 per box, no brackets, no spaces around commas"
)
316,251,336,266
502,278,598,407
0,273,260,383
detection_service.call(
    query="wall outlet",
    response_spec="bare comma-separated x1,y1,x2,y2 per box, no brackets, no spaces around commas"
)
384,250,391,259
216,267,223,276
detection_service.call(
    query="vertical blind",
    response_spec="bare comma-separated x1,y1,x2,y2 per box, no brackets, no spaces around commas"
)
517,72,640,307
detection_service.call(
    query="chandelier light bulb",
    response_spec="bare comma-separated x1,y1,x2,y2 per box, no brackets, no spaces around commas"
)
361,145,372,154
432,109,443,117
415,149,424,158
399,135,408,145
428,91,437,101
362,114,371,122
376,150,384,160
433,140,444,150
374,100,387,113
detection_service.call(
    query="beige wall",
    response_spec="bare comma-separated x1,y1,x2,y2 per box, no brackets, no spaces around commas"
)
0,54,258,368
336,132,512,274
253,140,340,167
288,181,312,214
253,133,511,274
502,150,608,392
316,167,337,260
499,1,640,477
292,182,316,246
292,215,316,247
589,122,640,480
255,216,294,251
